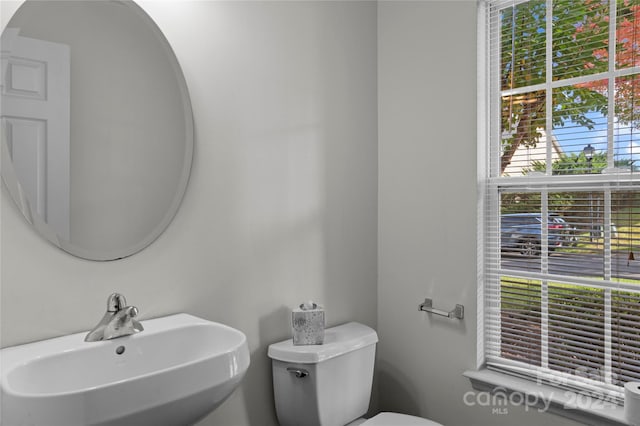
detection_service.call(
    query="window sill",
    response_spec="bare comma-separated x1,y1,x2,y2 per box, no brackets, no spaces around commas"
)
463,369,628,426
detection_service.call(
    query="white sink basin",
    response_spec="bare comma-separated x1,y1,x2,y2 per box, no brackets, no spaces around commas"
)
0,313,250,426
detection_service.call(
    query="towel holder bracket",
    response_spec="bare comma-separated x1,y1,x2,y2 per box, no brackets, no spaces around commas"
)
418,298,464,320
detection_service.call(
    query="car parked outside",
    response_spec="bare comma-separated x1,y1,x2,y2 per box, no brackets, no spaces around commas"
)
501,213,567,256
547,215,618,243
549,214,579,247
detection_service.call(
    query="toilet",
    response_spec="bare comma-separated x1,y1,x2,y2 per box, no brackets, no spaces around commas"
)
268,322,442,426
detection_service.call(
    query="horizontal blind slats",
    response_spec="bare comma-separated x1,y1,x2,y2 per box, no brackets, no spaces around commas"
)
484,0,640,397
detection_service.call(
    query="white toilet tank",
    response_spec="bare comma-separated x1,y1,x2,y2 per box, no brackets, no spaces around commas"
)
268,322,379,426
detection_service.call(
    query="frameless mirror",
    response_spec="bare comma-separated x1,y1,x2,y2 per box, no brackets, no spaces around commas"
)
1,0,193,260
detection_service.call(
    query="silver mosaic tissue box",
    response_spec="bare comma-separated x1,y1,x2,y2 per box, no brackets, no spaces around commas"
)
292,302,325,345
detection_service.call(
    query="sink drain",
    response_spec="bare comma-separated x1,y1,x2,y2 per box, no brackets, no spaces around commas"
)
115,346,126,355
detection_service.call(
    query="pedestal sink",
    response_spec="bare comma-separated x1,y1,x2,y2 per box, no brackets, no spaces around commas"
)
0,314,250,426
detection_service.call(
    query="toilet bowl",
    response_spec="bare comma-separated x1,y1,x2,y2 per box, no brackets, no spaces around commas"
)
267,322,442,426
361,412,442,425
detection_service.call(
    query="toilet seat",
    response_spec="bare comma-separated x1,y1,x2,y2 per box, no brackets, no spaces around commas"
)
361,412,442,426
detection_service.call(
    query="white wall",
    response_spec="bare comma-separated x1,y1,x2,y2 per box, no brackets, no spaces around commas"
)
0,1,378,425
377,2,581,426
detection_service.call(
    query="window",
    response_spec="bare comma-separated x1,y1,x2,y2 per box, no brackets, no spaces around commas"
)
480,0,640,403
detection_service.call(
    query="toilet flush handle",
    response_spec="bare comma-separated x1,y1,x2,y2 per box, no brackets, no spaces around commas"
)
286,367,309,378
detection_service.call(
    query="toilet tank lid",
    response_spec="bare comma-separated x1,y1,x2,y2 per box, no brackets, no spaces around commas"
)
268,322,378,364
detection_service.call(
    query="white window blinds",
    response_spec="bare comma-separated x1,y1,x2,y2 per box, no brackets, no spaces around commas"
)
481,0,640,401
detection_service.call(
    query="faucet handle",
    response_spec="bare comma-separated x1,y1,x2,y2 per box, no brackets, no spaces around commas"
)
106,293,127,312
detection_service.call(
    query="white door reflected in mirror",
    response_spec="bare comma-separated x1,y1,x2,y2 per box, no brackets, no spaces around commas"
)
2,28,71,240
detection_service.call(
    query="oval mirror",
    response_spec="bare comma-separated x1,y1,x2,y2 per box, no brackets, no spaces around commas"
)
1,0,193,260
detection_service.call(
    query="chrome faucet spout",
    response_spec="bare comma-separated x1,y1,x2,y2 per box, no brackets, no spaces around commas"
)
85,293,144,342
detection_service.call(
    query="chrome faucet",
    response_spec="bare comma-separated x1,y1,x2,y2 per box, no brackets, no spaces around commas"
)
85,293,144,342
